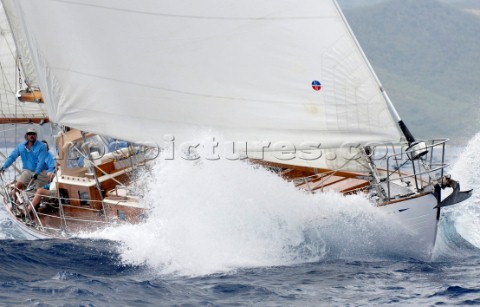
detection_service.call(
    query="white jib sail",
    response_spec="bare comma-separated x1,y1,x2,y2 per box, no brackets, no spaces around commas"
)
11,0,402,150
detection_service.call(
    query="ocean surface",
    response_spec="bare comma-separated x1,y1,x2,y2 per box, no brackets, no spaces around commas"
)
1,134,480,306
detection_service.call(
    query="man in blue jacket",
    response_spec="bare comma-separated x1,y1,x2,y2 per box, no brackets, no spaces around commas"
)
26,140,57,217
41,140,56,182
0,128,49,193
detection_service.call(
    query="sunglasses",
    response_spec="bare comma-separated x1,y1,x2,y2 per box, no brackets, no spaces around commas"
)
26,133,37,136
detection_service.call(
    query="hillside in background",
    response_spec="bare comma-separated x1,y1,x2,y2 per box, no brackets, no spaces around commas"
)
337,0,385,9
339,0,480,10
340,0,480,142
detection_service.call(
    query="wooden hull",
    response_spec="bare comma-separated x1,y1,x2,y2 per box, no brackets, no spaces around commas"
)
1,193,146,239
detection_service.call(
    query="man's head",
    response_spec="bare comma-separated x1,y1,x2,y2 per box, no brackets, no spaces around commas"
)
25,128,38,142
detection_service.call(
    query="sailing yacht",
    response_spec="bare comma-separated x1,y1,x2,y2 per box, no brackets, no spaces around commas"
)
0,0,471,256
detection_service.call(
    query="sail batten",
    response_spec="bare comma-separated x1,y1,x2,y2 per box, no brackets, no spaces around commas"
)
9,0,402,150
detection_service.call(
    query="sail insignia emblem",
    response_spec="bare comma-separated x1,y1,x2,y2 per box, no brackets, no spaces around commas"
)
311,80,322,91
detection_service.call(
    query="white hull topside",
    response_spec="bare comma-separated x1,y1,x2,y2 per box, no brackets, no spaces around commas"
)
377,193,439,258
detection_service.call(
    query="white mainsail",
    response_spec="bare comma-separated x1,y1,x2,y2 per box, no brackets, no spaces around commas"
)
0,1,47,123
1,0,38,89
11,0,402,149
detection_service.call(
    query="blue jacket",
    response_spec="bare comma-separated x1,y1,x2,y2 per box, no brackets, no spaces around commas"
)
43,152,56,173
2,140,48,175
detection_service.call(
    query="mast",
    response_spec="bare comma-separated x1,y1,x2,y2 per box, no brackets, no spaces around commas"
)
332,0,416,144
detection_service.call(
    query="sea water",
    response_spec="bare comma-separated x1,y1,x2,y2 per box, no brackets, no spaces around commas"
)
1,134,480,306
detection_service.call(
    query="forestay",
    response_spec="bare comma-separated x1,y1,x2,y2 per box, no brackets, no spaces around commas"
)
11,0,402,150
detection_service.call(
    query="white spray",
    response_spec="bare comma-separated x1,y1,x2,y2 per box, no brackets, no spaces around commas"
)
85,155,415,276
447,132,480,248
